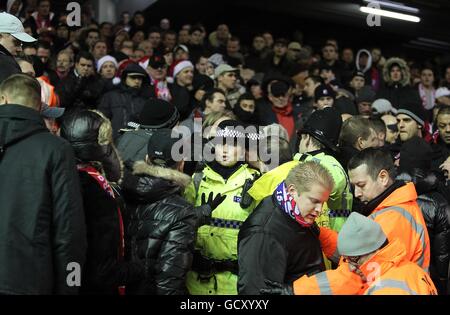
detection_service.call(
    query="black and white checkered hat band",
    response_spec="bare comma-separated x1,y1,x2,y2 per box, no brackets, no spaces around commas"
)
216,127,263,141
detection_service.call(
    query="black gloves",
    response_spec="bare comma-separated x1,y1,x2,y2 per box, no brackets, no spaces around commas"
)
193,192,226,227
201,191,226,211
260,279,294,295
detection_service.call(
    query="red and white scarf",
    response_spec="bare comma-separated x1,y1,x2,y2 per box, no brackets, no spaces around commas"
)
77,164,126,295
418,83,436,110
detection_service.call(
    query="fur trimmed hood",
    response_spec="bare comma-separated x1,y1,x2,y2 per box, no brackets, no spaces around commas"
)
383,57,410,87
132,161,192,189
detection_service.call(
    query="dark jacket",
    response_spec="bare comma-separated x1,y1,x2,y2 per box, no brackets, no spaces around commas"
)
78,169,145,295
0,104,86,294
0,44,21,84
56,70,105,112
237,193,325,295
169,82,193,121
398,170,450,294
122,161,198,295
376,57,421,109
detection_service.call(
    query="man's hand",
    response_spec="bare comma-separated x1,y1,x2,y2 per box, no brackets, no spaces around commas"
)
201,192,226,211
260,279,294,295
440,156,450,179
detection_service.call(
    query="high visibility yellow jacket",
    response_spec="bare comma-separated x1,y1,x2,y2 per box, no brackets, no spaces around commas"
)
248,151,353,232
184,163,259,295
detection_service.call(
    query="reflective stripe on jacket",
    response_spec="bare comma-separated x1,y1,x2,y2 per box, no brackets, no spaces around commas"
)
185,164,259,295
248,152,353,232
319,183,431,272
293,239,436,295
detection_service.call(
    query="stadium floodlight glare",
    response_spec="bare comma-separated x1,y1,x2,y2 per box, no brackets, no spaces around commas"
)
363,0,419,14
360,6,421,23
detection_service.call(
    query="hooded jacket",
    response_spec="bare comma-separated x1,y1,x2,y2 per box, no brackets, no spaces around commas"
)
98,63,149,139
376,57,421,108
0,104,86,294
397,170,450,294
0,44,21,84
122,161,198,295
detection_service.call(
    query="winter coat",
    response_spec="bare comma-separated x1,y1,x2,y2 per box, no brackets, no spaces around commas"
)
237,192,325,295
77,168,145,294
56,70,106,112
98,84,148,140
320,182,431,272
376,57,421,108
0,104,87,294
122,161,198,295
184,163,260,295
169,82,194,121
0,44,20,84
397,170,450,294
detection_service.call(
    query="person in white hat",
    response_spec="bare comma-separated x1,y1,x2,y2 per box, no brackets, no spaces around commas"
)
0,12,37,84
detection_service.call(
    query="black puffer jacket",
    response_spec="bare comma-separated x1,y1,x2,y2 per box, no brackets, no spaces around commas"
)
398,170,450,294
122,161,198,295
78,171,145,294
237,193,325,295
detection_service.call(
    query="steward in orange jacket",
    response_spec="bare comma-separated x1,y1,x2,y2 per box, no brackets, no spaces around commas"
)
262,212,436,295
319,181,430,272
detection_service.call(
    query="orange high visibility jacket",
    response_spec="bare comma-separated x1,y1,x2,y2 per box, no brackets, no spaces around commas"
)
319,182,430,272
360,239,437,295
293,262,366,295
38,76,59,107
293,239,436,295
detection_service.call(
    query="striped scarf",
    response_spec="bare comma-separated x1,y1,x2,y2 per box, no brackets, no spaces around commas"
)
274,181,312,227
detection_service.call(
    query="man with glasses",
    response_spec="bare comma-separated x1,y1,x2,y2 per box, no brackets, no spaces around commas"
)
0,12,37,84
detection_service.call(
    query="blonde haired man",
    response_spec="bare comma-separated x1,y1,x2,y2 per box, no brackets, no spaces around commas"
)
238,161,333,295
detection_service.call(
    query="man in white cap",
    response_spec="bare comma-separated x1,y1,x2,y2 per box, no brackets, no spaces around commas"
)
0,12,37,83
261,212,437,295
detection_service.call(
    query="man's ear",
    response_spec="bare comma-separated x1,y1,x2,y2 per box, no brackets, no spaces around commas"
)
356,137,363,151
177,159,185,173
287,183,297,196
0,94,8,105
378,169,390,187
145,154,150,164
